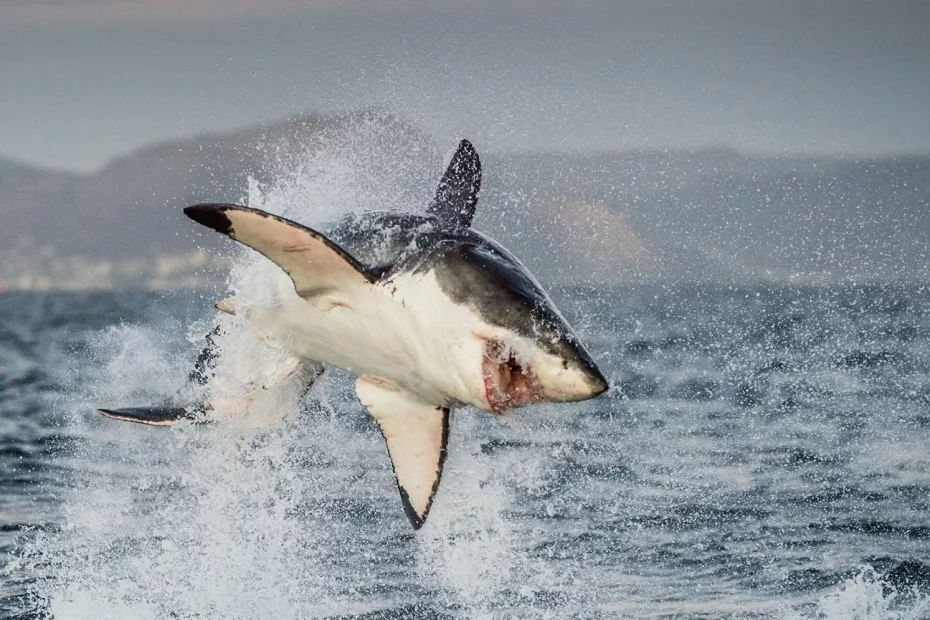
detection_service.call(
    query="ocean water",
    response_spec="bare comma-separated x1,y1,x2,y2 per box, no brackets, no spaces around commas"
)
1,282,929,620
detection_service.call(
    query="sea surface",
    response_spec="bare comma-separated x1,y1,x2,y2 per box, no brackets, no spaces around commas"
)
0,283,928,619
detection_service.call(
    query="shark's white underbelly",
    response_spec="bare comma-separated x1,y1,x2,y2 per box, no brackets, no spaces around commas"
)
252,268,489,408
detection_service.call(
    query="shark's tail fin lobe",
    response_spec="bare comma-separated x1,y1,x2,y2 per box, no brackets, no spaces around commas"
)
355,377,450,529
188,324,224,386
97,406,200,427
428,139,481,229
184,204,376,302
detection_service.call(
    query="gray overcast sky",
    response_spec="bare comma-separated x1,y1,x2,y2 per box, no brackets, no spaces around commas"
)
1,0,928,172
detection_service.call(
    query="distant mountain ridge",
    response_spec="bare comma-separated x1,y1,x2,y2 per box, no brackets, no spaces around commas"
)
1,111,928,287
483,148,930,282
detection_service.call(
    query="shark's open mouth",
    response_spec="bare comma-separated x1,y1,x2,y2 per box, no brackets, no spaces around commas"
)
482,340,543,413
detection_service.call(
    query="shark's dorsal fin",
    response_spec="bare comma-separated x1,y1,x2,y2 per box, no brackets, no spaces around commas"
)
185,204,374,308
355,377,450,529
427,139,481,229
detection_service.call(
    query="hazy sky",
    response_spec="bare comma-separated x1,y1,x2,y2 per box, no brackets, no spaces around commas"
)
1,0,928,171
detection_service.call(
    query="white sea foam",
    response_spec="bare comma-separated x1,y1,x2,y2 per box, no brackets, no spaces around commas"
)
783,568,930,620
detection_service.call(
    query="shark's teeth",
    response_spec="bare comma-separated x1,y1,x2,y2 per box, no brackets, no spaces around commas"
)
481,339,543,413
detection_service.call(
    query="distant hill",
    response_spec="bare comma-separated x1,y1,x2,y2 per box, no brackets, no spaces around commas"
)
484,149,930,282
1,111,928,287
1,111,436,260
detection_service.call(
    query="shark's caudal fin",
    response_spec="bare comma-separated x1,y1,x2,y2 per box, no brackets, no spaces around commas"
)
98,322,323,429
356,377,450,529
427,139,481,229
98,406,198,426
98,326,222,427
184,204,375,308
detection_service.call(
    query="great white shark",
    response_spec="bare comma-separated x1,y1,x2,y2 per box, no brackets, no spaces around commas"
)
99,140,608,528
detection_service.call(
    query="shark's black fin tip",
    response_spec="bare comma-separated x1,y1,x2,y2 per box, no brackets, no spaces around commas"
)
184,204,235,235
399,487,426,529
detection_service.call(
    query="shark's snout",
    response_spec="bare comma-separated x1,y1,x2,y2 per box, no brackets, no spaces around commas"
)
535,342,609,403
579,358,610,398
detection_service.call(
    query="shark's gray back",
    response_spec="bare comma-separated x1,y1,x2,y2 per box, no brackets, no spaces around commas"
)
325,210,527,282
324,211,441,278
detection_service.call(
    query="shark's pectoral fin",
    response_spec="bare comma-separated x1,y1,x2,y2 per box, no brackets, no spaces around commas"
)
184,204,375,307
355,377,450,529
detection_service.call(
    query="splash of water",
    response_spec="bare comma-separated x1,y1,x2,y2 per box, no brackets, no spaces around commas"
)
416,413,516,617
